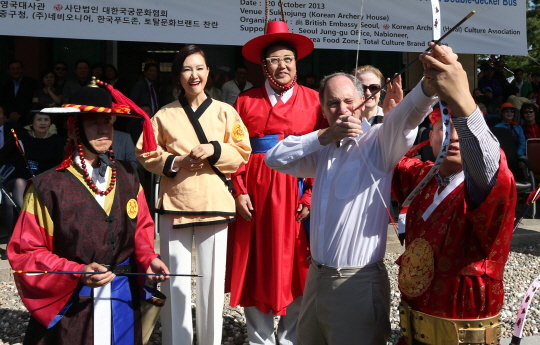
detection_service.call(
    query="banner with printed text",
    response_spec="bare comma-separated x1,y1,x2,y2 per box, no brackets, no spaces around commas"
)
0,0,527,55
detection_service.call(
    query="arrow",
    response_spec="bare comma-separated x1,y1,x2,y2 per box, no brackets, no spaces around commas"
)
353,10,476,112
13,270,201,277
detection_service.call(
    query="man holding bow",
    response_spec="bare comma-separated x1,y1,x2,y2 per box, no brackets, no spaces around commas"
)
8,81,169,345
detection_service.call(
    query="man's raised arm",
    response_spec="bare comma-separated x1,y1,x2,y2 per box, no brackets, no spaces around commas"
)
264,131,322,178
265,110,365,177
421,43,501,206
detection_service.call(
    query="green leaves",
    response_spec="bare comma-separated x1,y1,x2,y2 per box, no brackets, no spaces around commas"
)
478,1,540,79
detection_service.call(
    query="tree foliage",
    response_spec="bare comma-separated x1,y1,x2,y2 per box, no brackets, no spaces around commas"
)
478,0,540,78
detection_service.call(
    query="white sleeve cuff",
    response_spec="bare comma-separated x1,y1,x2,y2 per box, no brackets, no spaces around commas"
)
412,78,439,112
302,130,324,153
170,156,179,172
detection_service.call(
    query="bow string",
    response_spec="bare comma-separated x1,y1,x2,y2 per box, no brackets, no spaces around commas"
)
395,0,452,245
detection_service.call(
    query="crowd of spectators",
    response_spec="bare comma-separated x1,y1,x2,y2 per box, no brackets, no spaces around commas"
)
473,60,540,163
475,61,540,118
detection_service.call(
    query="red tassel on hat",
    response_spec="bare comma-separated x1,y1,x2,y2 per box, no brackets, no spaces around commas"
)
57,115,78,170
104,84,157,153
57,145,74,170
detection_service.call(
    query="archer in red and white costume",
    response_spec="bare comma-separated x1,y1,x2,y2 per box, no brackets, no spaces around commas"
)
392,45,517,345
225,21,326,344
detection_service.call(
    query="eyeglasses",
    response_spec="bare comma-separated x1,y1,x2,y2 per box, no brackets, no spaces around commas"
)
362,84,380,94
265,55,295,65
54,67,66,71
524,109,535,114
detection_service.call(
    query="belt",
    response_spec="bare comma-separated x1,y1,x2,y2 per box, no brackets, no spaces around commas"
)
435,255,505,281
249,134,280,153
399,299,501,345
311,259,382,271
102,264,133,274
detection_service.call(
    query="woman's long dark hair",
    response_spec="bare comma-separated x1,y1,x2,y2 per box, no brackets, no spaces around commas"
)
172,45,209,96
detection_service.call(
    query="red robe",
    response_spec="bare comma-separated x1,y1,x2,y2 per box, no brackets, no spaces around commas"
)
225,84,326,315
391,146,516,332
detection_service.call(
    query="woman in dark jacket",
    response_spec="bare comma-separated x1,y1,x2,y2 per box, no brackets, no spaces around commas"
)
32,71,62,107
0,107,64,258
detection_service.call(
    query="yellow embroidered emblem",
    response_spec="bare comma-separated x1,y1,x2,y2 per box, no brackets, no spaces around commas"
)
398,238,434,298
232,123,247,140
127,199,138,219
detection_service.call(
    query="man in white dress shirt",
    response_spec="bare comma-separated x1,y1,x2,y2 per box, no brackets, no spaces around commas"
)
265,45,467,344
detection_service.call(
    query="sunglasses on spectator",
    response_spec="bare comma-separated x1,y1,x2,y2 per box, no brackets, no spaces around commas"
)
363,84,380,93
54,67,66,71
523,109,535,114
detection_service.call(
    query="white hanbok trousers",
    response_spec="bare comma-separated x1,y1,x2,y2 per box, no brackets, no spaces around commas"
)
160,215,228,345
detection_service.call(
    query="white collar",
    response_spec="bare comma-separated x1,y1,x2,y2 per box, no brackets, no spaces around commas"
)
265,80,294,106
421,171,465,221
73,154,110,207
73,154,109,182
191,94,208,112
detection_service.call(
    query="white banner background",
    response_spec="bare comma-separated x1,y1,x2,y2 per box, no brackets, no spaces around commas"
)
0,0,527,55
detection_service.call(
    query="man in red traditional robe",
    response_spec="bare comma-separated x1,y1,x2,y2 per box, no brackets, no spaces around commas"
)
8,83,169,345
225,21,326,344
392,44,517,345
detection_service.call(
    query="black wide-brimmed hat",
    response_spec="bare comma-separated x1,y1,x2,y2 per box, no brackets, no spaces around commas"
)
41,77,141,118
54,76,157,170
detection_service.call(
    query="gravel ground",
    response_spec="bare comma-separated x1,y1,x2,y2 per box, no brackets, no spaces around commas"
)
1,245,539,345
